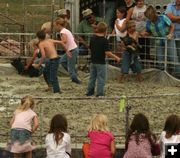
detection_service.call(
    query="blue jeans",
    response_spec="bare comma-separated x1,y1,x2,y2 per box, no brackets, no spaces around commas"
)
43,57,60,93
59,48,78,80
87,63,106,96
121,51,142,74
155,39,180,74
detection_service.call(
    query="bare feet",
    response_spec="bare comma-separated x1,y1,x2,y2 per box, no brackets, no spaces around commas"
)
45,87,52,92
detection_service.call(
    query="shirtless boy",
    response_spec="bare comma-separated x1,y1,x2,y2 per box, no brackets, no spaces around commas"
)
34,30,66,93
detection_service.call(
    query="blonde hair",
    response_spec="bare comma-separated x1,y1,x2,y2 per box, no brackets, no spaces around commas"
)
41,22,52,32
144,5,157,19
16,96,35,111
126,20,136,29
96,22,108,33
54,17,66,27
88,114,109,132
29,38,39,49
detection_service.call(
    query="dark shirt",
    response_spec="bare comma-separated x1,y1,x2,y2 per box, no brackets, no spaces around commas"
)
90,35,110,64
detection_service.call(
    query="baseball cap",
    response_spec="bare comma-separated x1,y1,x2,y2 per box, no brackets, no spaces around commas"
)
55,9,67,16
82,8,93,18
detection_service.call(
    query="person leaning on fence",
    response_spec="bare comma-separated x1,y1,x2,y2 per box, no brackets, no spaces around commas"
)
165,0,180,64
86,114,116,158
35,30,66,93
86,22,120,97
54,18,81,84
45,114,71,158
77,8,103,55
118,36,142,83
112,6,127,55
159,114,180,158
6,96,39,158
143,5,180,75
123,113,159,158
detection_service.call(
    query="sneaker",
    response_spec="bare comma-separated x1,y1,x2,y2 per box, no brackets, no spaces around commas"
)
54,90,62,94
96,95,105,98
72,78,81,84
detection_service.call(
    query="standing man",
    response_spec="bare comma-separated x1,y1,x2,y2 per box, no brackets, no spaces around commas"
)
77,8,102,55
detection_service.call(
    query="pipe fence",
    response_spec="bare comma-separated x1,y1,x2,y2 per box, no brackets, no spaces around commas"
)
0,32,180,79
0,93,179,146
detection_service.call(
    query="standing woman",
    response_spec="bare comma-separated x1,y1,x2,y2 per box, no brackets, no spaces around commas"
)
126,0,150,60
144,5,180,74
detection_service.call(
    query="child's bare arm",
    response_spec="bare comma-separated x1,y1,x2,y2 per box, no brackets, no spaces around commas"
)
105,51,120,62
115,19,127,32
33,43,46,68
10,115,15,126
25,49,38,70
31,116,39,133
51,39,67,51
110,140,116,155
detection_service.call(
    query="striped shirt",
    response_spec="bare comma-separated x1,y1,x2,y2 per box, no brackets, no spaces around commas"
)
146,15,172,37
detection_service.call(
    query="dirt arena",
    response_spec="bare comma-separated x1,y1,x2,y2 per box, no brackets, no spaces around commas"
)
0,64,179,145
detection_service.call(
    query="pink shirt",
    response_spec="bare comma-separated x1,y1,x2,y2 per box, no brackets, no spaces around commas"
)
123,134,152,158
88,130,114,158
11,108,37,132
60,28,77,51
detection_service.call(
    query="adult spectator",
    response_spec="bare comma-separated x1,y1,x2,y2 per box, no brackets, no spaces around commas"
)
165,0,180,62
126,0,150,60
55,8,71,31
144,5,180,75
77,8,102,55
111,0,133,30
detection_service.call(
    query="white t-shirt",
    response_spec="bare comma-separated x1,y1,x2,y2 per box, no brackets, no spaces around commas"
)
159,131,180,158
131,5,147,32
60,28,77,51
45,132,71,158
114,18,127,41
11,108,37,132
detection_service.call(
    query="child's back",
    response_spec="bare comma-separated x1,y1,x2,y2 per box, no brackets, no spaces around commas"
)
38,39,59,59
123,133,152,158
159,114,180,158
12,108,37,131
123,113,156,158
7,96,38,157
90,35,109,64
88,130,114,158
45,132,71,158
45,114,71,158
87,114,116,158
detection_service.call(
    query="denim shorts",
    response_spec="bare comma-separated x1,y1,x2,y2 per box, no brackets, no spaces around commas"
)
10,128,31,144
121,51,141,74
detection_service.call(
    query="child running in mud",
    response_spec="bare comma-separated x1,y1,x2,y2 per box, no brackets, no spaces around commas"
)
34,30,66,93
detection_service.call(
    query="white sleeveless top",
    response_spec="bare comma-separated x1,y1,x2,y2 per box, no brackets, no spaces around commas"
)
114,18,127,41
131,5,147,32
159,131,180,158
